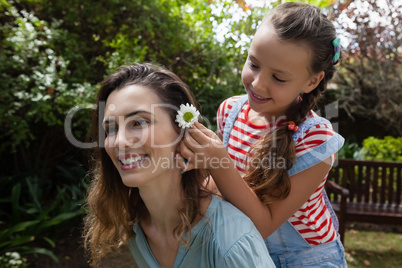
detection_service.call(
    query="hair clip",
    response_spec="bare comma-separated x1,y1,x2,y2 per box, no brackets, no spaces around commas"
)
287,121,299,132
332,38,341,64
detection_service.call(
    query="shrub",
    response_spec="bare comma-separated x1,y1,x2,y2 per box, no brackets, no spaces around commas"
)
0,175,87,261
0,2,96,153
337,141,361,159
357,136,402,162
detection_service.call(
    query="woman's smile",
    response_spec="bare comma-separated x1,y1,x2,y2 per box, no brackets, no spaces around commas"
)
118,153,148,170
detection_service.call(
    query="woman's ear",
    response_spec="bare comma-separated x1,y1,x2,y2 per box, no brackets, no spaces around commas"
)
303,71,325,94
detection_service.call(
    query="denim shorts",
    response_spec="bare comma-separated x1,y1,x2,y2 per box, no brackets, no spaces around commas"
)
265,221,347,267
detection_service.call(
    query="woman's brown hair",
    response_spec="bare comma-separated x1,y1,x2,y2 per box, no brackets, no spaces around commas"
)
83,63,209,264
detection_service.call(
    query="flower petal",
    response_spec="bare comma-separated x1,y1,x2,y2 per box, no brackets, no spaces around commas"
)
175,103,200,128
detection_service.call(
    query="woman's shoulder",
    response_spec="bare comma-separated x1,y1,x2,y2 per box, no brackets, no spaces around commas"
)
204,196,275,266
208,195,252,219
207,196,262,242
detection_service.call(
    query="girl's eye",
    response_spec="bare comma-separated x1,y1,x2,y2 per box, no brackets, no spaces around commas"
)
249,62,259,69
273,75,286,83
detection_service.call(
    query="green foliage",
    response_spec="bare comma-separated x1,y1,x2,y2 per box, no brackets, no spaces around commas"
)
0,1,96,152
337,141,361,159
338,137,402,161
0,3,93,260
357,136,402,162
97,0,250,121
0,175,87,261
0,0,337,152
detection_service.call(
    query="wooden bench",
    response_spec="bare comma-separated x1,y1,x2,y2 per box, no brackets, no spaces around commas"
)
326,159,402,243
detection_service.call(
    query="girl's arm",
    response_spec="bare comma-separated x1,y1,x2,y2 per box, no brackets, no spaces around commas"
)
179,122,332,238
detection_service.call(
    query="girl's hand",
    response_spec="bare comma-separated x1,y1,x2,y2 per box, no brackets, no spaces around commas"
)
177,122,230,172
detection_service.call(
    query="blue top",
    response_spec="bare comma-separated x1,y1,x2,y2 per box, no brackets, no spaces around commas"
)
127,195,275,268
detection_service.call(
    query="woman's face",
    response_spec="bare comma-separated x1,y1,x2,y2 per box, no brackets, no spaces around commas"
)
103,85,182,188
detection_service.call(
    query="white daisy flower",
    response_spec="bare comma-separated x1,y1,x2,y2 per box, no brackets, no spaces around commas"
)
175,103,200,128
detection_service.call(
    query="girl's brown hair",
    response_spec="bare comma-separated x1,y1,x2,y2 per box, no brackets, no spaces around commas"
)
244,2,339,204
83,63,209,264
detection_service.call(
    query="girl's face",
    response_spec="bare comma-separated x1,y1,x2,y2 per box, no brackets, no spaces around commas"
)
103,85,181,188
242,23,324,120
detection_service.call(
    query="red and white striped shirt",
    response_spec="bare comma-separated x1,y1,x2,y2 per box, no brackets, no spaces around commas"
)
217,96,337,245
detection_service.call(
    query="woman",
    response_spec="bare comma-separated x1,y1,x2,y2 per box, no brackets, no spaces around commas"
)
83,63,274,267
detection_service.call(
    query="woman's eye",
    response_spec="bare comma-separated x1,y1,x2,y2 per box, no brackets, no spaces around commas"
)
132,118,149,127
273,75,286,83
105,125,118,135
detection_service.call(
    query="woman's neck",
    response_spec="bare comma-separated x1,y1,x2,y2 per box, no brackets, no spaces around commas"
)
137,170,211,268
139,171,183,232
138,171,183,268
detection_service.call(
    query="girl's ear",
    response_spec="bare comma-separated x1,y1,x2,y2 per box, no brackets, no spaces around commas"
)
302,71,325,94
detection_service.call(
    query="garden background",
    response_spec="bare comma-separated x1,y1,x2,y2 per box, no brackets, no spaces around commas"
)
0,0,401,267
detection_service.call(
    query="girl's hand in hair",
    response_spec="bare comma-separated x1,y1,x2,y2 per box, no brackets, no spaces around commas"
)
177,122,232,172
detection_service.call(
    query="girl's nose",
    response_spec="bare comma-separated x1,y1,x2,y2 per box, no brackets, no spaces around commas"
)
252,74,266,92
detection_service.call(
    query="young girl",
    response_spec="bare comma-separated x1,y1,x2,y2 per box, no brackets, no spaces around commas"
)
179,2,347,267
83,63,275,267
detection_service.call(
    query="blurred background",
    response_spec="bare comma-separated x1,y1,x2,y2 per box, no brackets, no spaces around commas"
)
0,0,400,267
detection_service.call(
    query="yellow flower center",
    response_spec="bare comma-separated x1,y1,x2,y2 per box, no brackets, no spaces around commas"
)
183,112,194,122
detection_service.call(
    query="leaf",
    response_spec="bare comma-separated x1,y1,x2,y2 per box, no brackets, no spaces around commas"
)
21,247,59,262
11,183,21,223
43,236,56,248
26,177,42,210
0,235,34,249
9,220,41,233
8,235,35,247
39,212,81,228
